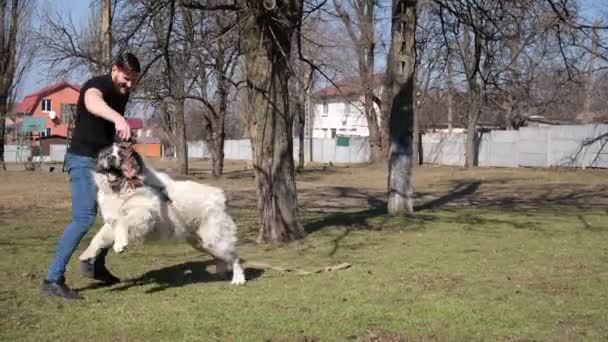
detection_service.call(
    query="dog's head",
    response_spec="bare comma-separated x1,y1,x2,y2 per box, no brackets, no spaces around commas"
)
96,141,145,192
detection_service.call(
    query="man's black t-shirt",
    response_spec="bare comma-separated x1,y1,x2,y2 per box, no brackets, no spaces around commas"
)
68,74,129,158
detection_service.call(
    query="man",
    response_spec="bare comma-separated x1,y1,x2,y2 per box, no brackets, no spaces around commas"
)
41,53,141,300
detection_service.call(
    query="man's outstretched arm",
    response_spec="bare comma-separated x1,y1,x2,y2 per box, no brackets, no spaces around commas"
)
84,88,131,141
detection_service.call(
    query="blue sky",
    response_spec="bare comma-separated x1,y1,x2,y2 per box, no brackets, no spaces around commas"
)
16,0,608,101
18,0,93,100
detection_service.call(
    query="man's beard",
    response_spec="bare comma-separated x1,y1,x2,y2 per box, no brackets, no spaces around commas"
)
114,82,131,95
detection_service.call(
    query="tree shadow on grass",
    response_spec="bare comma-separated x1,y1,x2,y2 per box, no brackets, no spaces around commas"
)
301,179,572,255
304,181,483,234
78,261,264,294
577,214,607,232
415,181,481,210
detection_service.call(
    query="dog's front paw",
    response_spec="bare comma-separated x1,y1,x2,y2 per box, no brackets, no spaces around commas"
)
231,272,246,285
113,242,128,254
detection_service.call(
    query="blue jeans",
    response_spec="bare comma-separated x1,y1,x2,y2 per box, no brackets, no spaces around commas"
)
46,153,109,282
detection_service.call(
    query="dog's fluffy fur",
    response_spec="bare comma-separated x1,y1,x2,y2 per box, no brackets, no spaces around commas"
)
79,143,246,285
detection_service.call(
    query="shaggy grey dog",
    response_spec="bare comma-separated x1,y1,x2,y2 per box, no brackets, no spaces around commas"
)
79,142,246,285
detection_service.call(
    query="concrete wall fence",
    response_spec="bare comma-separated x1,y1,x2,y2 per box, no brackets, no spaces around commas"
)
187,137,371,164
4,124,606,169
422,124,608,168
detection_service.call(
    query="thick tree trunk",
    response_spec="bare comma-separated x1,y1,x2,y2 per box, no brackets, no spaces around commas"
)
211,52,228,177
465,95,480,168
211,133,224,177
239,2,305,244
387,0,416,214
462,25,482,169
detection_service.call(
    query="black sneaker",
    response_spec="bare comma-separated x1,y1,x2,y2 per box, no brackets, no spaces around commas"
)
80,260,121,285
41,279,83,300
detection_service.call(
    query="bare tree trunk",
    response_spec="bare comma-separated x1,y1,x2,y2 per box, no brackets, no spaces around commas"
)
446,48,454,133
306,82,313,163
505,96,514,130
174,98,188,175
0,96,6,171
239,2,305,244
362,1,383,163
334,0,384,163
212,63,228,177
465,93,480,168
296,99,305,170
101,0,111,71
380,75,391,159
462,25,482,168
505,36,520,130
211,133,224,177
387,0,416,214
0,0,21,171
584,20,599,114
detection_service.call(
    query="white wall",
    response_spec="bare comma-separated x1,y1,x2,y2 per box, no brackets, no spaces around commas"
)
311,97,380,138
422,124,608,168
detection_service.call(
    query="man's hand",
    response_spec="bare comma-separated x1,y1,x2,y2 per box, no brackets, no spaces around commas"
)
114,116,131,141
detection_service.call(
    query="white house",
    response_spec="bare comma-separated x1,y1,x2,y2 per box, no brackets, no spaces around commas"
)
311,75,383,139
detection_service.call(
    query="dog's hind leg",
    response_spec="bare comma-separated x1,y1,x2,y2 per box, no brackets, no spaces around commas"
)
230,257,246,285
185,234,246,285
185,235,228,276
202,247,246,285
79,223,114,261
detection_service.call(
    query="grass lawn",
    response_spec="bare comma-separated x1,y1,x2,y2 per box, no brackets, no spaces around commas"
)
1,161,607,341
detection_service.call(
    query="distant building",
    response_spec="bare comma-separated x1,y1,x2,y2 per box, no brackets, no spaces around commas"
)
311,75,384,139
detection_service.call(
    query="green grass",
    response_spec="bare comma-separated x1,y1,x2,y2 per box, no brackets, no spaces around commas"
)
2,208,607,341
1,165,608,341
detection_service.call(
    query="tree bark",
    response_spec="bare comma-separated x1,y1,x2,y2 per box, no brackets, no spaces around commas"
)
361,1,383,163
238,1,305,244
446,47,454,133
174,98,188,175
583,20,599,114
211,60,228,177
296,99,305,170
334,0,384,163
387,0,417,214
211,132,224,177
101,0,111,71
0,96,6,171
465,93,480,168
462,25,482,168
0,0,21,171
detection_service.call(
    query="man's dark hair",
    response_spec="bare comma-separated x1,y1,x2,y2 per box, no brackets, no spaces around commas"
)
113,53,141,74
